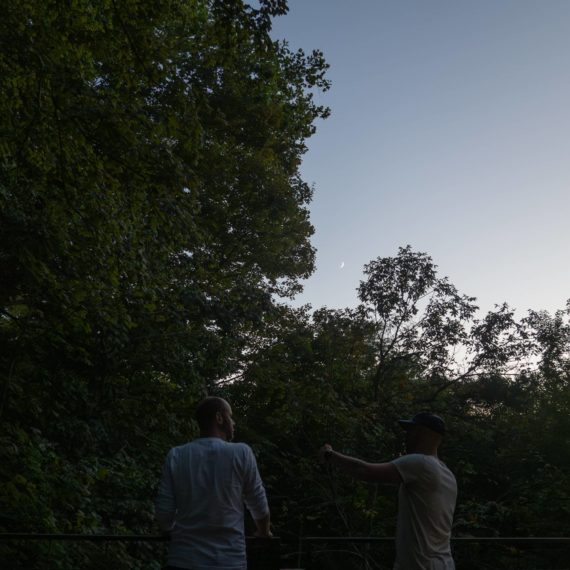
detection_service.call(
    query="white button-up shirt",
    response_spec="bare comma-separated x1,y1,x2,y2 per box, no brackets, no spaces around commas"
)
155,437,269,570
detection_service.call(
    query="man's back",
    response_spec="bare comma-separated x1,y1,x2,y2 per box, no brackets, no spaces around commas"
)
156,437,269,570
392,454,457,570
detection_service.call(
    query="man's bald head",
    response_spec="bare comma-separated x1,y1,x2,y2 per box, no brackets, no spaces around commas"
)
195,397,235,440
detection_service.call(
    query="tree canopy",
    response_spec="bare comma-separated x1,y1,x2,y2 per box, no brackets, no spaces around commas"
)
1,1,330,567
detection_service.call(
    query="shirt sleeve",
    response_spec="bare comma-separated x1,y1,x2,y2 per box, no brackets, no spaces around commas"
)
391,453,429,486
240,444,269,521
154,448,177,531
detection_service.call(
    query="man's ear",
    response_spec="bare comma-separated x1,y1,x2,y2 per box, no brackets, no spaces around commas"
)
215,411,223,425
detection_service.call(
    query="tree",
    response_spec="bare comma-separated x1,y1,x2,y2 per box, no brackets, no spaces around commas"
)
357,246,526,403
0,0,330,384
523,302,570,381
0,1,329,566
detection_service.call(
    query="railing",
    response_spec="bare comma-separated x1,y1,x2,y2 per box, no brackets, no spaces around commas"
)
303,537,570,570
2,534,570,569
0,533,282,570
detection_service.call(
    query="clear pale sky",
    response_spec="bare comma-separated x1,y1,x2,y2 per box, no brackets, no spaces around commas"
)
271,0,570,316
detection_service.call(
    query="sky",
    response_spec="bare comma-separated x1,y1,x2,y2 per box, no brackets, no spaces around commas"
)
271,0,570,317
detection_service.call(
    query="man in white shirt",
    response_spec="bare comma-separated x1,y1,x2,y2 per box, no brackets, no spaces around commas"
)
320,412,457,570
156,397,271,570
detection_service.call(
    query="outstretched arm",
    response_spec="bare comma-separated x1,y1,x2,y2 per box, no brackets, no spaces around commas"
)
319,444,402,485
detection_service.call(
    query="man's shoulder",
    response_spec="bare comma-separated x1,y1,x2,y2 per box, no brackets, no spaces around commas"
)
393,453,457,489
167,439,255,459
391,454,434,485
165,440,196,458
167,438,220,455
392,453,427,467
231,441,255,457
392,453,449,467
195,439,255,456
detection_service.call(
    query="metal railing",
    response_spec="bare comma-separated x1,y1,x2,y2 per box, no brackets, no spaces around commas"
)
0,533,282,570
302,536,570,570
2,533,570,569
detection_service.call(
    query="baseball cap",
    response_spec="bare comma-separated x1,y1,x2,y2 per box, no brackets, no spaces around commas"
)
398,412,446,435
